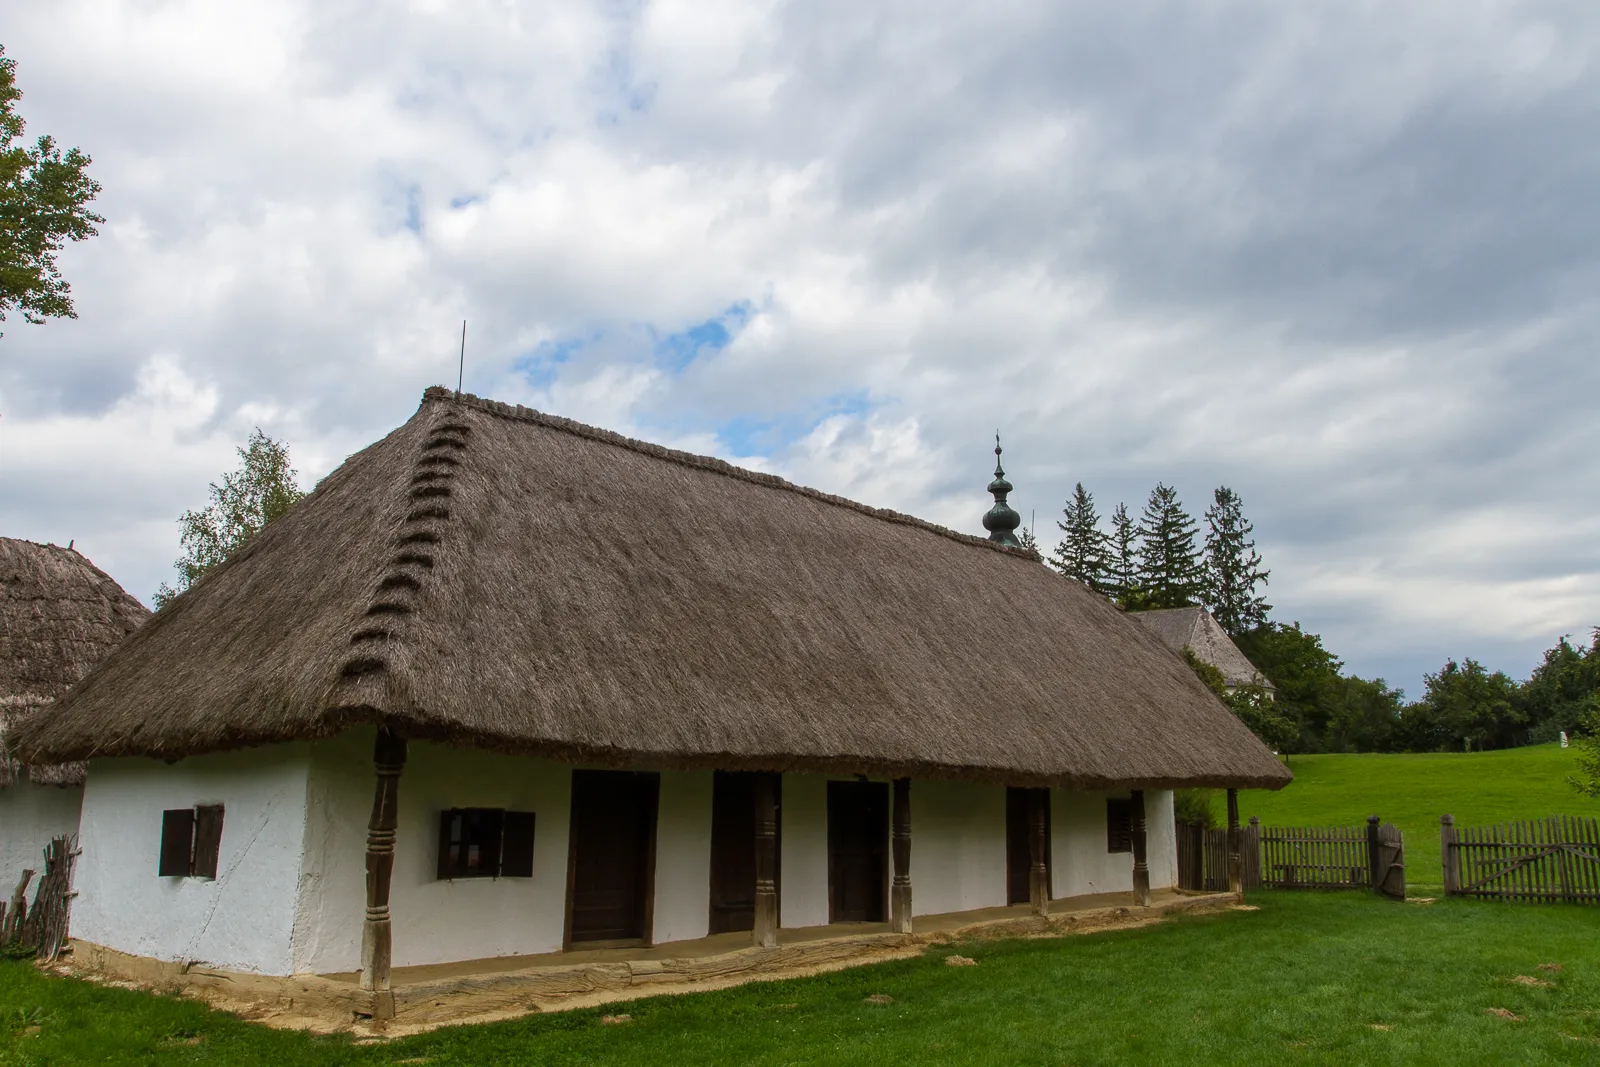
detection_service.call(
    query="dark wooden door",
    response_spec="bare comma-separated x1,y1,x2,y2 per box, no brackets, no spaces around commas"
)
568,770,659,944
1006,787,1052,905
708,771,781,934
827,780,888,923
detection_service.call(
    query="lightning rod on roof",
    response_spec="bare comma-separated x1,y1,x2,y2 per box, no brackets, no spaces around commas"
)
456,320,467,399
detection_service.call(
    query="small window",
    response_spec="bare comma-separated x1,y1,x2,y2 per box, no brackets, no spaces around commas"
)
1106,798,1133,854
437,808,535,879
158,804,225,878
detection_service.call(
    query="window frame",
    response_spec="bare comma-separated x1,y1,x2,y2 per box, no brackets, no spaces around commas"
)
1105,797,1134,854
437,807,536,880
158,803,225,879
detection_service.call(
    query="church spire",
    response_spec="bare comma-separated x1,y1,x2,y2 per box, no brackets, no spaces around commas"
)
983,432,1022,547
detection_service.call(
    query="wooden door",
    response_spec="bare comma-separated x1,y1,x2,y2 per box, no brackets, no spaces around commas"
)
1006,787,1052,905
827,780,888,923
708,771,781,934
568,770,659,944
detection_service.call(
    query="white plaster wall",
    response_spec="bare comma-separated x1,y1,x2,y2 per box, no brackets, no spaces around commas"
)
910,780,1007,916
1051,790,1136,898
779,773,829,929
0,783,83,893
290,729,372,975
652,770,713,946
74,747,312,975
1146,790,1178,889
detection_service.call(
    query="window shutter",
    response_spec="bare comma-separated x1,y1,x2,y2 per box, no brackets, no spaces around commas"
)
192,805,225,879
438,810,458,880
482,808,506,877
159,808,195,876
501,811,536,878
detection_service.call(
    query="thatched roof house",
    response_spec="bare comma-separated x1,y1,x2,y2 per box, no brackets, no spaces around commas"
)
14,390,1288,1004
19,389,1284,791
1132,606,1274,693
1,537,150,787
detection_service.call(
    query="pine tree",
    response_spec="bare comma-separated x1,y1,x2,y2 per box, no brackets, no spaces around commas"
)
1017,523,1041,556
1135,483,1202,609
1202,486,1271,635
1106,502,1141,606
1049,483,1110,593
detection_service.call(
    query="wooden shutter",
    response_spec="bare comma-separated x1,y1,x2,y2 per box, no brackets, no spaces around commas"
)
192,805,225,879
501,811,536,878
159,808,195,876
438,810,458,880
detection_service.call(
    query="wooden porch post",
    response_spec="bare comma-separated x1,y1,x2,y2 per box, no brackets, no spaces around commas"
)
752,773,779,948
1225,788,1242,898
891,777,912,933
1130,789,1150,906
361,729,406,1019
1028,788,1049,917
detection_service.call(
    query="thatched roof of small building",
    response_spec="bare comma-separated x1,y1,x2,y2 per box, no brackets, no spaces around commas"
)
1131,606,1274,692
1,537,151,787
17,389,1290,790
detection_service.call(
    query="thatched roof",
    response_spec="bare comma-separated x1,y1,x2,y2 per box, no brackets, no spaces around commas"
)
17,390,1290,790
1,538,151,787
1131,607,1275,692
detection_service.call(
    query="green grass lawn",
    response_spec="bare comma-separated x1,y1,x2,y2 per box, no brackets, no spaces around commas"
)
1232,743,1598,889
4,893,1598,1066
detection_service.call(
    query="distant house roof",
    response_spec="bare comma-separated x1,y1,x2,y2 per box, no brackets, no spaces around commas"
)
18,389,1290,791
1,537,150,786
1131,607,1274,692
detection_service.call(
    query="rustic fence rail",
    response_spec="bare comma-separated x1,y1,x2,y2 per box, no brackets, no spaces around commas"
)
0,834,79,961
1178,817,1403,898
1441,815,1600,904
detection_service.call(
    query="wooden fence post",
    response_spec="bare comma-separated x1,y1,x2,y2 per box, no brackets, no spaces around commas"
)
1226,789,1242,898
1440,814,1460,896
1366,815,1381,893
1246,816,1261,890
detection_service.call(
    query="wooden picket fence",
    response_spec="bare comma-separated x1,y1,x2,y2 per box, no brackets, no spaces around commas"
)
0,835,79,961
1441,815,1600,904
1177,817,1404,898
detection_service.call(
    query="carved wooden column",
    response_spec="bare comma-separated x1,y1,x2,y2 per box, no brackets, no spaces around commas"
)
1131,789,1150,906
891,777,912,933
752,773,779,948
361,729,406,1018
1028,788,1049,916
1226,788,1242,898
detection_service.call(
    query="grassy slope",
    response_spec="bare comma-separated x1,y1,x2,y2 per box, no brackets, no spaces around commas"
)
4,893,1599,1066
1234,744,1598,889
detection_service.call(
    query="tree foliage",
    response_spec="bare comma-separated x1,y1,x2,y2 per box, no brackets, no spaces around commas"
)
1570,708,1600,798
1202,486,1270,636
0,46,102,329
154,430,305,608
1135,483,1202,609
1050,483,1110,593
1180,646,1296,751
1106,502,1140,607
1399,659,1523,753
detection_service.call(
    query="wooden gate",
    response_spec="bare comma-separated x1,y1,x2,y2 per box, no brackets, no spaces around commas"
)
1177,817,1404,898
1441,815,1600,903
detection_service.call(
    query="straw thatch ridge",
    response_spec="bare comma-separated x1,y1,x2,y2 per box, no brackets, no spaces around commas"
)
1,538,151,787
17,389,1290,790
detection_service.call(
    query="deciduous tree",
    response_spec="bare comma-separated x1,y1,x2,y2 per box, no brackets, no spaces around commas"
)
154,429,306,608
0,46,103,330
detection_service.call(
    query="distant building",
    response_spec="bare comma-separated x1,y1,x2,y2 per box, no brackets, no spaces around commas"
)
0,538,149,891
1131,606,1274,695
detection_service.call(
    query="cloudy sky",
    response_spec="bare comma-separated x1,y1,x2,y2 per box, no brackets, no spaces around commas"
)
3,1,1597,697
